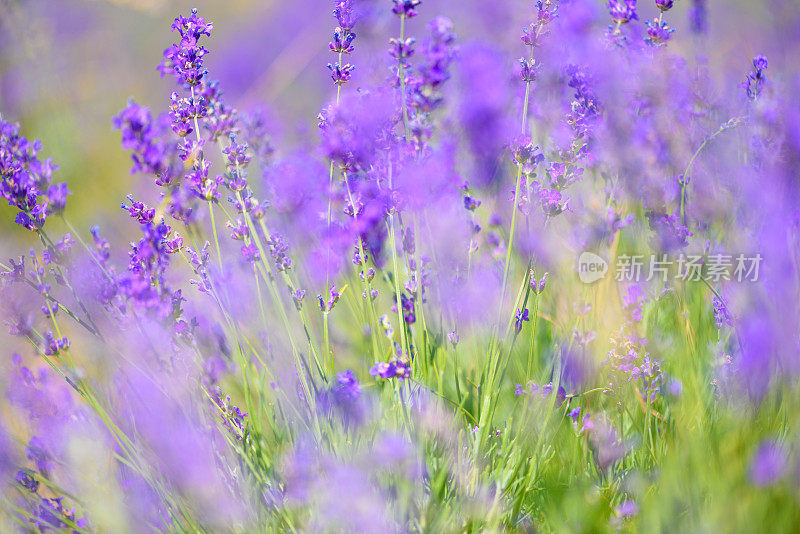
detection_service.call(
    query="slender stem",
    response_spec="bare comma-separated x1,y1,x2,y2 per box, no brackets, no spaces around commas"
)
527,294,539,378
398,14,410,138
344,177,381,360
323,48,346,373
387,160,409,361
323,313,332,375
208,200,224,274
499,49,533,317
680,122,740,223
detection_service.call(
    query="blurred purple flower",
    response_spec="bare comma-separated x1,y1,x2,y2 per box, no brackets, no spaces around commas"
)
749,441,788,487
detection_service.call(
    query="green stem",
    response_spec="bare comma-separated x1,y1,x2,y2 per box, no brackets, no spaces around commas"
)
398,14,410,138
208,200,224,274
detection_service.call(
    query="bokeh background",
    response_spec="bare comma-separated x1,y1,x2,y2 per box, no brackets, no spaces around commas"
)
1,1,800,530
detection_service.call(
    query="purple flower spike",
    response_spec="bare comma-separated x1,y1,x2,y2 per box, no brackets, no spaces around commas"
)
741,55,768,100
1,115,66,231
317,285,341,312
370,357,411,381
16,470,39,493
392,0,422,18
645,18,676,47
655,0,674,11
712,296,733,328
159,8,213,87
519,58,540,82
608,0,638,24
334,0,357,31
327,62,355,85
531,271,548,294
514,308,530,333
330,27,356,54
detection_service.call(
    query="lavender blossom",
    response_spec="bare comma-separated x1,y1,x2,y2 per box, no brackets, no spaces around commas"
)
514,307,530,333
608,0,638,24
159,8,213,87
741,55,768,100
645,18,675,47
0,116,67,231
392,0,421,18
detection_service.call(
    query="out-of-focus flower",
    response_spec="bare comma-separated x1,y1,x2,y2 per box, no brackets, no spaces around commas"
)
688,0,707,33
741,55,768,100
370,357,412,381
712,296,733,328
16,470,39,493
587,417,629,470
608,0,638,24
749,441,788,487
211,387,248,440
112,100,176,184
31,497,89,532
319,370,364,427
392,0,421,18
616,499,639,518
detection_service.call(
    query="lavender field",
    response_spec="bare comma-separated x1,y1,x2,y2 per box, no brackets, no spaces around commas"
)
1,0,799,531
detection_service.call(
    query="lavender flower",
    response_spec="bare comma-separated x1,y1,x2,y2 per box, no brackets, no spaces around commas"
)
389,37,416,62
1,4,798,531
327,62,355,85
712,296,733,328
392,0,421,18
330,27,356,54
588,417,629,470
0,116,67,231
748,441,788,487
370,357,412,381
417,16,456,92
317,285,341,312
515,381,566,402
16,469,39,493
741,55,768,100
319,370,364,427
519,58,540,82
200,80,238,141
608,0,638,24
463,195,481,211
392,292,417,324
31,496,89,532
159,8,213,87
530,271,548,294
112,101,175,184
616,499,639,518
688,0,707,33
645,18,676,46
655,0,674,11
514,307,530,333
267,233,293,272
211,387,248,440
448,330,459,346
